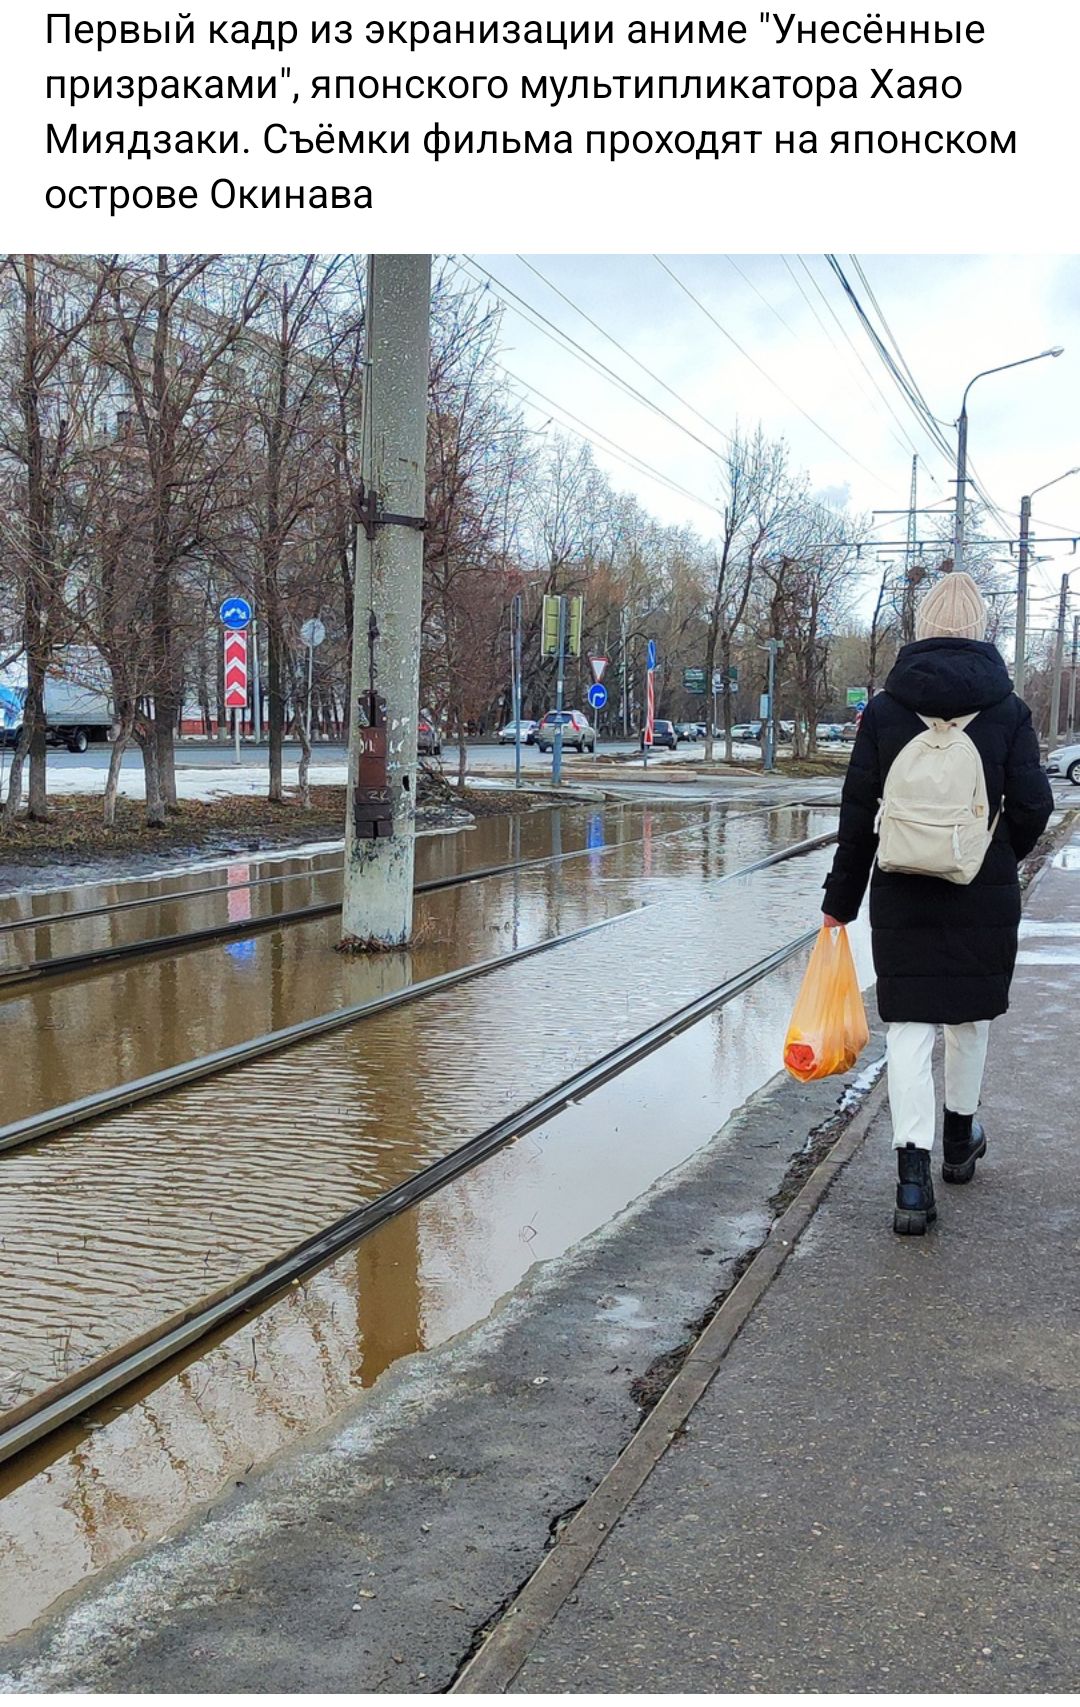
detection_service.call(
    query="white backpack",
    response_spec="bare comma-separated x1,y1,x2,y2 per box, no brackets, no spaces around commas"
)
875,713,999,886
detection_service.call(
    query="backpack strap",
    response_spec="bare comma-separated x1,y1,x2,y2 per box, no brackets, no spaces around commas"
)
915,711,1001,834
917,711,980,733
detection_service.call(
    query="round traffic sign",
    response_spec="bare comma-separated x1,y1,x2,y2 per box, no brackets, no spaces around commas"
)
587,682,608,711
300,618,326,648
220,595,252,630
854,700,867,714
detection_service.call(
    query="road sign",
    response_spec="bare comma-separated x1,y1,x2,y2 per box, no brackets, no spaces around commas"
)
847,687,868,707
224,630,248,708
220,595,252,630
541,594,560,656
300,617,326,648
713,666,738,692
567,595,584,659
647,638,657,670
588,655,609,683
683,667,707,694
644,667,655,746
588,681,608,711
853,700,867,714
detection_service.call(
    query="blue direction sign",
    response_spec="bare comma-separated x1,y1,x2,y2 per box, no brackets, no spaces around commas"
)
219,595,253,630
646,638,657,670
588,682,608,711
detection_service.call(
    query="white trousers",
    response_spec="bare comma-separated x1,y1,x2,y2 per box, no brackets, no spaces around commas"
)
886,1020,991,1151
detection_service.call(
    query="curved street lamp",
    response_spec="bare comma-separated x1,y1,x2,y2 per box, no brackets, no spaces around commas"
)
954,346,1065,574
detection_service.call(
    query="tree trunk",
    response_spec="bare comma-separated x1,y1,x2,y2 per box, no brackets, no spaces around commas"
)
293,711,312,810
267,612,285,803
103,710,134,826
154,686,178,809
456,703,468,790
1,722,31,825
137,723,166,826
721,635,735,764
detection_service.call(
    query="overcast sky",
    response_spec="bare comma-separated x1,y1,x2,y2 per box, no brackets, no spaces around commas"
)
468,253,1080,639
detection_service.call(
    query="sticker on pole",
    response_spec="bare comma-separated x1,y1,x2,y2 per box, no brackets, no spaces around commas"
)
588,682,608,710
588,655,609,683
224,630,248,709
220,595,252,631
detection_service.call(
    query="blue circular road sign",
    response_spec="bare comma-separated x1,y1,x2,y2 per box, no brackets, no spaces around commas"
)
220,595,253,630
588,682,608,711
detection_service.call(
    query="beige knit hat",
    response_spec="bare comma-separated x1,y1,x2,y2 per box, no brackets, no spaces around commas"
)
915,571,988,642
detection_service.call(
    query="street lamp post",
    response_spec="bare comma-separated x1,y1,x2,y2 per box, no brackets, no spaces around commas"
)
1016,466,1079,697
953,347,1064,574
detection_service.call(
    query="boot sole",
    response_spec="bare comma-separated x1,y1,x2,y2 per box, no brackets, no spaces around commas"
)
893,1203,937,1236
941,1138,987,1185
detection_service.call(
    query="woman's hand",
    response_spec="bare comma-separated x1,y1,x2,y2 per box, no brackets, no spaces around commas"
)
822,914,844,929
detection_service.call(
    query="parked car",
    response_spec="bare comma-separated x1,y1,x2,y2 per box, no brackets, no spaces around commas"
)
729,722,763,742
640,718,678,751
536,709,596,754
694,723,708,738
497,719,539,745
1045,741,1080,785
816,723,845,743
417,718,441,756
674,722,699,742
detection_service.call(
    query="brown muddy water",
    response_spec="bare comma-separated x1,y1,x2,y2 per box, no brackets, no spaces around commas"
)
0,831,838,1412
0,803,835,1125
0,911,874,1646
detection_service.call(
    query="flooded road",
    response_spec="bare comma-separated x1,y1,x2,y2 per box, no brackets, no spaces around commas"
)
0,830,839,1425
0,802,835,1126
0,908,873,1645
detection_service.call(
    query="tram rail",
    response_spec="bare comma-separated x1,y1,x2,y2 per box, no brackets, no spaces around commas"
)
0,925,817,1468
0,804,833,993
0,828,838,1158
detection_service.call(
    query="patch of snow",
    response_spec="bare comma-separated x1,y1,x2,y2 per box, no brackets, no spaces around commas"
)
837,1053,887,1112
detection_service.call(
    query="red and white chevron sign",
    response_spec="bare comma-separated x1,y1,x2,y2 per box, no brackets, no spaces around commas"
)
224,630,248,709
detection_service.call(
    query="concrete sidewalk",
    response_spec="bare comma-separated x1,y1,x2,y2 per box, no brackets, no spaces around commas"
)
497,837,1080,1693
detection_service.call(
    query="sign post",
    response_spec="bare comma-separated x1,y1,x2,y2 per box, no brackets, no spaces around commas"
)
552,594,568,786
224,629,249,766
220,596,252,766
644,638,656,768
511,592,524,790
299,618,327,742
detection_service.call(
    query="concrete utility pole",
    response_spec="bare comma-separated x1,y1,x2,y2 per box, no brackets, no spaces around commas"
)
1015,494,1032,699
1068,614,1080,741
1049,572,1070,746
341,254,432,949
761,638,781,774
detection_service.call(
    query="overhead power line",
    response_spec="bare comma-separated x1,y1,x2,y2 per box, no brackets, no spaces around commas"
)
651,255,893,489
455,255,735,466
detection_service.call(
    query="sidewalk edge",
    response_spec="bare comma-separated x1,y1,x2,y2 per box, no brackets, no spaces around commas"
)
451,1076,887,1694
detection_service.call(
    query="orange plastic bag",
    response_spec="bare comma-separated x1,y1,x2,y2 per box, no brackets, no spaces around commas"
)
783,924,869,1083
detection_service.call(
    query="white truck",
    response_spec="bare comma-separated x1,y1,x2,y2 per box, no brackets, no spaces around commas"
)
0,648,114,753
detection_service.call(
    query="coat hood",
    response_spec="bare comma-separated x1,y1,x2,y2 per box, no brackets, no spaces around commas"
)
883,637,1013,720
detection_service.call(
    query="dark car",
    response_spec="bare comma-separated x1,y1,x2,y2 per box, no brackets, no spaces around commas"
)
674,723,699,743
641,718,678,751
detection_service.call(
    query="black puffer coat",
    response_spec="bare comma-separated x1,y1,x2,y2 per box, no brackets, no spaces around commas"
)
823,638,1053,1023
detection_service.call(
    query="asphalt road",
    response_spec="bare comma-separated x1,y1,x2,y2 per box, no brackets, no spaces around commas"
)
32,738,644,774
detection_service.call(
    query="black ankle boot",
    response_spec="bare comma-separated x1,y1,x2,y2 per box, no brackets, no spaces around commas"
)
941,1109,987,1184
894,1143,937,1235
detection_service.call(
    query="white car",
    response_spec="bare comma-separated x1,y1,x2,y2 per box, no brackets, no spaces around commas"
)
1046,742,1080,785
498,719,538,745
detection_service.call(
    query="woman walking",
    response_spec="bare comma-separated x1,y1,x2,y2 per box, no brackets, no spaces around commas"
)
822,571,1054,1234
